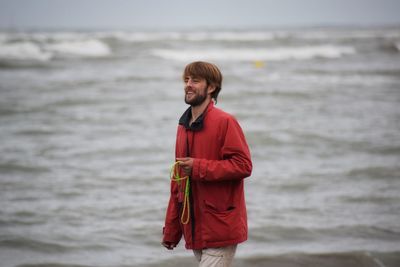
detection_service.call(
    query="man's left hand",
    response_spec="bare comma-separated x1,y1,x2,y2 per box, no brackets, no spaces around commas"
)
176,157,193,176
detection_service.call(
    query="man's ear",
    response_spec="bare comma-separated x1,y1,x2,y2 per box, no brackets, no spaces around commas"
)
207,84,216,95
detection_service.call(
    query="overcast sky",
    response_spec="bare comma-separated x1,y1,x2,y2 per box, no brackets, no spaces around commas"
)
1,0,400,30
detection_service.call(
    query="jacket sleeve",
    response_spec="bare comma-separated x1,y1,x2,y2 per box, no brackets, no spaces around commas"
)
191,116,252,181
162,180,182,244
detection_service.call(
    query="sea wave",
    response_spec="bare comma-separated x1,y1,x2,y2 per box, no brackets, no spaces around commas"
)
44,39,111,58
0,237,72,253
0,39,111,62
0,236,110,253
0,42,52,61
152,45,356,62
0,163,49,174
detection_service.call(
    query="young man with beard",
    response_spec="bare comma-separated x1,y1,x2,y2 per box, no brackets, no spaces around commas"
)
162,61,252,267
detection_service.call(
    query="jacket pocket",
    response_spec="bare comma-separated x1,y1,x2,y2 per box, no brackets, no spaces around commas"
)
202,201,245,242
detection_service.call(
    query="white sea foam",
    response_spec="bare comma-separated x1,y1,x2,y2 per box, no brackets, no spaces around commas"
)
0,38,111,61
44,39,111,58
152,45,356,62
9,31,96,43
0,42,52,61
105,31,182,42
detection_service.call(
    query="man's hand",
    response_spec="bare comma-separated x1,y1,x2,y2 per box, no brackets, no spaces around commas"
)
176,157,193,176
162,241,177,250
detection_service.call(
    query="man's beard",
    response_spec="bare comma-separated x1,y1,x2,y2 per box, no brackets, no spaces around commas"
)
184,87,208,106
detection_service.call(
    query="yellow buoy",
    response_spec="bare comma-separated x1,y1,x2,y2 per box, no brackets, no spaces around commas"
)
254,60,265,68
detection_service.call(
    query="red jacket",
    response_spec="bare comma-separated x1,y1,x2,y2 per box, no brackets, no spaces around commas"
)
163,101,252,250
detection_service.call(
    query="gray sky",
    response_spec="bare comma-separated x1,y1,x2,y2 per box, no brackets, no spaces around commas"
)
1,0,400,30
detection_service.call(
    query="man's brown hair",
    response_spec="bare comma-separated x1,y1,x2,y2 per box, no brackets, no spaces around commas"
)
182,61,223,103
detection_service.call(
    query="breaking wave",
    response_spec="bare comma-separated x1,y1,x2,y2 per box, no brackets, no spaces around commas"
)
0,42,52,61
0,39,111,62
44,39,111,58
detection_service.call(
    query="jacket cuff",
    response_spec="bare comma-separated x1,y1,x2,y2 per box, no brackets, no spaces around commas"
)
162,225,182,243
192,158,205,181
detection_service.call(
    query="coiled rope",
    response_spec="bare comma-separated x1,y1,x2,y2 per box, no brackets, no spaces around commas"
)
170,161,190,224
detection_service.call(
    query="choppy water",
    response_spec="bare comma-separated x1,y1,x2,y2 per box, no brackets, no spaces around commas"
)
1,27,400,267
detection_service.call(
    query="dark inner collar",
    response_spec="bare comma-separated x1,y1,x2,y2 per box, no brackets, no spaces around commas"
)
179,106,205,131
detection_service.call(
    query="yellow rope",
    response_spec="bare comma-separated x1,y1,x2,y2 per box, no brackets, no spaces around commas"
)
170,161,190,224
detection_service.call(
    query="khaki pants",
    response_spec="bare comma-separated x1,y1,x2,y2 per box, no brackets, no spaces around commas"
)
193,245,237,267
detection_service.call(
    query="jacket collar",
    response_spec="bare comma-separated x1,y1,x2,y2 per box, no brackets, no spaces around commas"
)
179,101,214,131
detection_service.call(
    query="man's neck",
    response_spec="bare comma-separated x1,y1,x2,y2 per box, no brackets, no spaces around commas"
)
190,98,211,124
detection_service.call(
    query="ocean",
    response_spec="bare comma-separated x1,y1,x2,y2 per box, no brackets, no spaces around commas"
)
0,26,400,267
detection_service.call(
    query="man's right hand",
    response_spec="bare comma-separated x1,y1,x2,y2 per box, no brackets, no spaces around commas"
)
162,241,177,250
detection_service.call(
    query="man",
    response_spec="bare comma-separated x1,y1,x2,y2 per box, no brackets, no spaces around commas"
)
162,61,252,267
